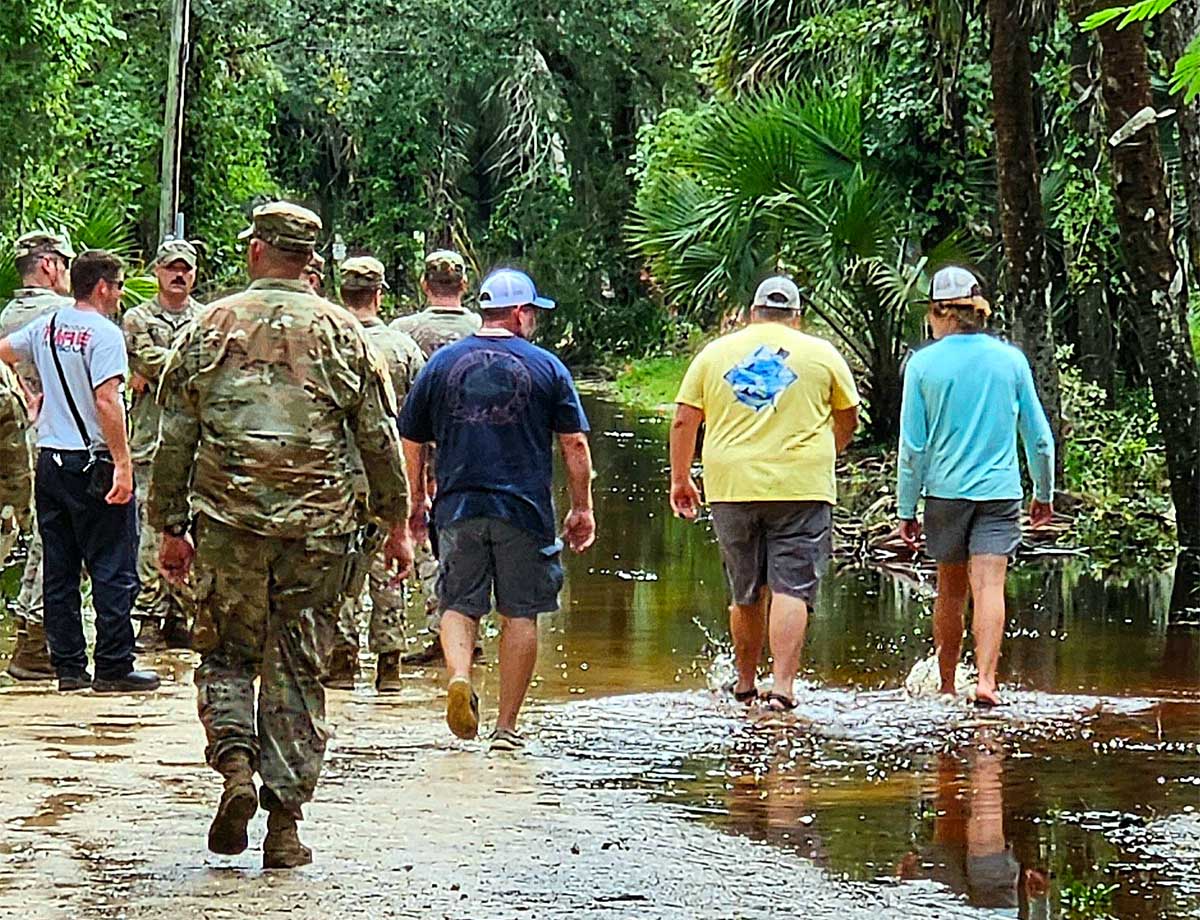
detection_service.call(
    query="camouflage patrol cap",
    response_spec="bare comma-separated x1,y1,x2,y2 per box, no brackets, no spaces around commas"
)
155,238,199,268
423,249,466,285
238,201,322,253
15,230,76,261
340,255,389,290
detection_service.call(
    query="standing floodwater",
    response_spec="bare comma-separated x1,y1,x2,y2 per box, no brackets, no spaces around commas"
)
0,392,1196,918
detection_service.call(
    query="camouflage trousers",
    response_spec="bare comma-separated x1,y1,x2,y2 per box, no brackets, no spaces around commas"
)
132,461,191,624
335,532,440,652
191,514,351,818
14,513,42,627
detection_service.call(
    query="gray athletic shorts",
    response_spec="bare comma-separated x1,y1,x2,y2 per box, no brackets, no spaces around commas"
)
436,517,564,620
923,497,1021,563
709,501,832,606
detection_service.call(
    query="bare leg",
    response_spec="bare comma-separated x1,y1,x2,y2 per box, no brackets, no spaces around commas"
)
729,591,768,695
767,592,808,702
968,555,1008,704
496,616,538,732
934,563,970,695
440,610,478,683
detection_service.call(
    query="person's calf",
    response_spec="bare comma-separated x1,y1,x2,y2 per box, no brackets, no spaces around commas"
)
496,615,538,733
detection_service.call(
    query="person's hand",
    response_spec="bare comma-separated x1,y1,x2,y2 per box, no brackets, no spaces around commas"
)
899,518,922,552
159,532,195,586
384,521,414,582
563,507,595,554
1029,499,1054,529
408,495,431,545
106,461,134,505
26,392,42,422
670,477,702,520
130,373,149,395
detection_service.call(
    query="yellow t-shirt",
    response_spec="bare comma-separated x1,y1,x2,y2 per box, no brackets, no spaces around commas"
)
675,323,860,503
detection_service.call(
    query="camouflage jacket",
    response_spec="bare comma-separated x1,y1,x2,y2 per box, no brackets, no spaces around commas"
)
148,278,408,538
0,362,32,532
123,296,203,464
0,287,74,395
390,306,481,359
359,316,425,407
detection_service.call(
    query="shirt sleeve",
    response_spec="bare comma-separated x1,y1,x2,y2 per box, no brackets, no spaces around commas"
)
396,357,436,443
148,327,202,530
88,322,128,389
124,308,175,383
896,361,929,520
827,347,861,410
675,350,708,410
1015,354,1055,503
6,318,37,360
551,360,589,434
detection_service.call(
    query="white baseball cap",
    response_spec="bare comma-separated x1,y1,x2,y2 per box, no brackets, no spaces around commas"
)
478,269,555,310
930,266,983,302
752,275,803,310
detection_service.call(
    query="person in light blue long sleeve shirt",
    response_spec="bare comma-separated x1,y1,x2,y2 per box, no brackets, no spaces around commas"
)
896,266,1055,708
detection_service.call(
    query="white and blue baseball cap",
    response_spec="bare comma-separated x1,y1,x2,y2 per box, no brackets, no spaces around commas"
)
930,265,983,302
478,269,556,310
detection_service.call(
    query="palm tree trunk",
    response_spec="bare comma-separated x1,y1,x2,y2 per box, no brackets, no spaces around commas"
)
1096,16,1200,552
989,0,1064,468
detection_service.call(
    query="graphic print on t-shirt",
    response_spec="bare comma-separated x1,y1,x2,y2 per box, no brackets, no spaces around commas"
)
445,347,533,425
723,345,798,411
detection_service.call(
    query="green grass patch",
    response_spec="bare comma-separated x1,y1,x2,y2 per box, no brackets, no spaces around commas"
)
613,355,691,408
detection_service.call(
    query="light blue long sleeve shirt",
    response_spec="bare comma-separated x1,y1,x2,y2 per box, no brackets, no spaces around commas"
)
897,333,1055,519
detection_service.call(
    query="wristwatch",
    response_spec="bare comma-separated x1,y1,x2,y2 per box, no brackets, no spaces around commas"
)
164,522,189,538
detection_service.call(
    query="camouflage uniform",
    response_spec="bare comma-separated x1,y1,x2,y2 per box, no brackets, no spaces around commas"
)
0,363,32,563
389,250,481,637
334,257,425,658
0,231,75,634
124,270,202,634
148,204,407,821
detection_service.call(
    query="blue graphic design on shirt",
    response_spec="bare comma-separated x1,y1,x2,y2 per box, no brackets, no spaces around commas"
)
724,345,797,411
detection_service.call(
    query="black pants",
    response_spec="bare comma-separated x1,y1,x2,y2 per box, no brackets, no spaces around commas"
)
36,449,139,679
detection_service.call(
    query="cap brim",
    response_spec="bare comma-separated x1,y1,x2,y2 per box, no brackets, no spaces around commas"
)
237,226,254,241
57,245,77,260
532,296,556,310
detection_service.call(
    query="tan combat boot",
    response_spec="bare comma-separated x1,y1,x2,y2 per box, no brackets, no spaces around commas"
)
375,651,402,693
7,620,55,680
263,809,312,869
207,751,257,855
321,643,358,690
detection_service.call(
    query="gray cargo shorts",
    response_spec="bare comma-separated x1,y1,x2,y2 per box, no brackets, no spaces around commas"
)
436,516,564,620
709,501,832,606
923,497,1021,563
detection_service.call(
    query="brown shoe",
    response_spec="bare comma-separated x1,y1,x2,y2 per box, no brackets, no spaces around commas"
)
208,752,257,856
134,618,166,652
7,621,55,680
375,651,402,693
321,643,358,689
262,809,312,869
400,639,444,667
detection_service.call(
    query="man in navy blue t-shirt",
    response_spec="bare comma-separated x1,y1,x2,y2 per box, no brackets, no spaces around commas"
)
398,268,595,751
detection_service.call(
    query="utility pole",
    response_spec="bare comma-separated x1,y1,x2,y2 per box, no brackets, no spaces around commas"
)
158,0,191,243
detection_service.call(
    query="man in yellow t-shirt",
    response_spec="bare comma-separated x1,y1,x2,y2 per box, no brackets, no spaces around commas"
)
669,276,860,712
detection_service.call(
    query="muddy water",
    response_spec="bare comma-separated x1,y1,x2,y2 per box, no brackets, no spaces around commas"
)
1,392,1197,919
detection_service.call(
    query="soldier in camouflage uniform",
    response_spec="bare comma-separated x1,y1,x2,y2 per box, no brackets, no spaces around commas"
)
390,249,482,665
0,230,75,680
0,363,32,566
324,256,426,693
148,202,412,869
123,239,203,651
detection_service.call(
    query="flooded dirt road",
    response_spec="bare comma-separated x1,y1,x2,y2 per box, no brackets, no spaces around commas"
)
1,395,1197,918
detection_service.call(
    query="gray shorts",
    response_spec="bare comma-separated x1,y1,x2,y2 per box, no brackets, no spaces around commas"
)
923,497,1021,563
436,517,564,620
709,501,832,606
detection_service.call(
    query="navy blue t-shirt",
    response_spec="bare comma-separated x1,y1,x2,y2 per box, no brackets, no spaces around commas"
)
397,332,590,544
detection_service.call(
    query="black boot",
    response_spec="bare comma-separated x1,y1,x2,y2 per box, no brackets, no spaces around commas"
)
162,616,192,650
92,669,161,693
208,751,257,855
134,619,166,652
375,651,402,693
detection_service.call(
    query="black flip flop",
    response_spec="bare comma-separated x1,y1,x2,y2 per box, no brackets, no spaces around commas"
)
972,696,1005,710
764,692,797,712
723,682,760,705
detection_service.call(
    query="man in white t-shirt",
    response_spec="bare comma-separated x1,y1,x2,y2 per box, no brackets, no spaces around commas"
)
0,249,160,694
